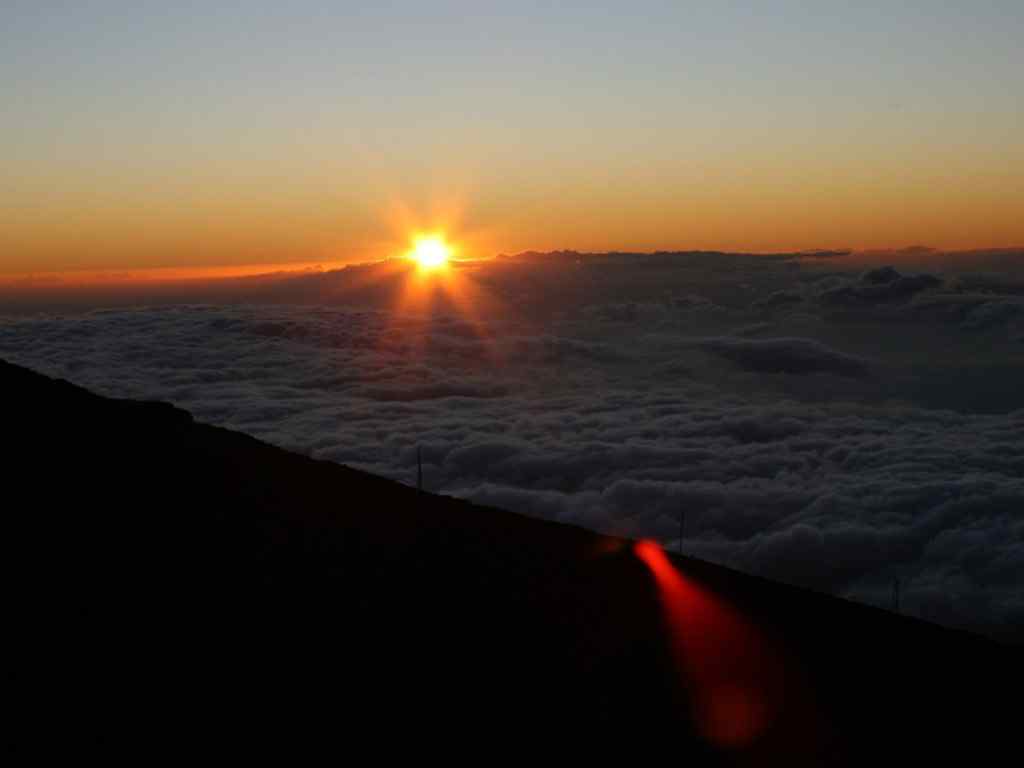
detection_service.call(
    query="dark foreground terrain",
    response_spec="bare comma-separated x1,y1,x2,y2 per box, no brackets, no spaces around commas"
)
5,358,1018,761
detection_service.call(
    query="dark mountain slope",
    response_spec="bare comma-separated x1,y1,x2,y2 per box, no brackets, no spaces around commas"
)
4,359,1017,761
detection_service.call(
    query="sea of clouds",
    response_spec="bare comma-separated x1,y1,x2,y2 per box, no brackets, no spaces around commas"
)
2,249,1022,640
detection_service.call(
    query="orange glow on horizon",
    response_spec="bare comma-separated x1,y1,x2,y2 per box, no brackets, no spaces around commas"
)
4,183,1019,291
2,179,1021,285
0,260,353,290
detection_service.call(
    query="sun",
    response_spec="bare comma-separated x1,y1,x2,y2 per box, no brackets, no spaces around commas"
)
407,235,452,270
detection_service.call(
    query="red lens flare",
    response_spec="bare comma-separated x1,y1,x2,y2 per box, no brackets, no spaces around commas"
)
634,539,779,749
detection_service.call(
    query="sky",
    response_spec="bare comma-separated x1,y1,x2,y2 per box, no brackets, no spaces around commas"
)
2,1,1023,278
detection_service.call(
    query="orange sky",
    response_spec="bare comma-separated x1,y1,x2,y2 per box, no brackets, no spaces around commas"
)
5,163,1022,284
3,3,1022,283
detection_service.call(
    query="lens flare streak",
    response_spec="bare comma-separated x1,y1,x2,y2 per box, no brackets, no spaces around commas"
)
634,539,781,750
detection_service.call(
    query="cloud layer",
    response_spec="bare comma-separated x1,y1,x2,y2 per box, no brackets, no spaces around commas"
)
2,251,1022,640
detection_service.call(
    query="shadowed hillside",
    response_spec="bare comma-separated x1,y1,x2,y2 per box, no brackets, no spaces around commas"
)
5,359,1017,761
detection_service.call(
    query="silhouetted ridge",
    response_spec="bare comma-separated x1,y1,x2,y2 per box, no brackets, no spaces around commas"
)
5,359,1017,761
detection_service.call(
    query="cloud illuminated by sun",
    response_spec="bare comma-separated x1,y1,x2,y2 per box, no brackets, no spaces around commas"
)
407,235,452,270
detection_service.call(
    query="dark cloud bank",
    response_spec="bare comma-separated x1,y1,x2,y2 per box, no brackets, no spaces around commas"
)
2,249,1022,640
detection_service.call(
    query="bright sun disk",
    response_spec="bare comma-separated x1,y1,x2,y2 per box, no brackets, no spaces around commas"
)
408,236,451,269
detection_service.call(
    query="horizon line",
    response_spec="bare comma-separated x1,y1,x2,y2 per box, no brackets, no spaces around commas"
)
2,244,1022,290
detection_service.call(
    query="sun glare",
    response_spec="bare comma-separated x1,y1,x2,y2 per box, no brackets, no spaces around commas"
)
408,235,452,270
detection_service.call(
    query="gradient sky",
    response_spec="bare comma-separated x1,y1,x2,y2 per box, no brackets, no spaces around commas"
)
3,1,1022,277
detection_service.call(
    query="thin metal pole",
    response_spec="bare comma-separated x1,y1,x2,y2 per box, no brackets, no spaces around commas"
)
678,507,685,555
417,446,423,492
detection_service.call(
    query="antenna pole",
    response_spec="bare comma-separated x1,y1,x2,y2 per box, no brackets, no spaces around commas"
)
678,507,685,555
417,446,423,492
